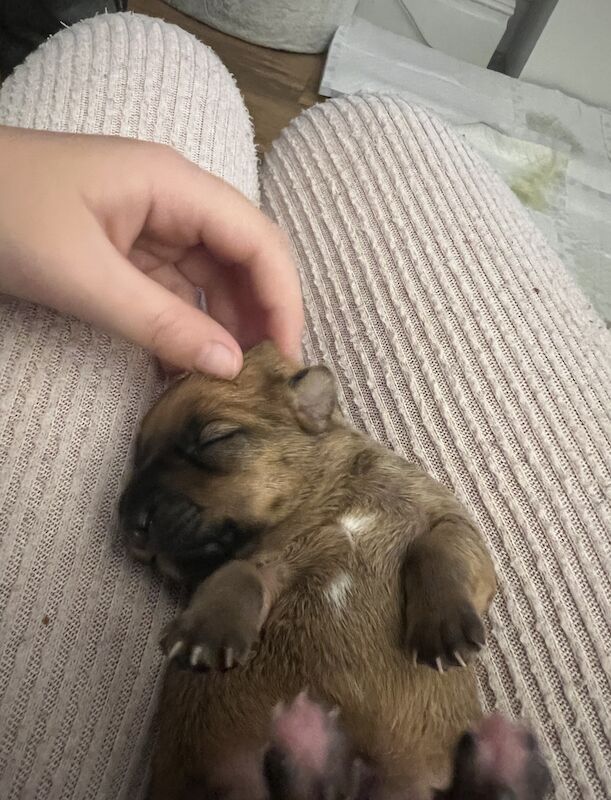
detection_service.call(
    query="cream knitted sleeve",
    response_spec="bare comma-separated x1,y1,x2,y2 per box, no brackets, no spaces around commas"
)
0,13,258,800
261,95,611,800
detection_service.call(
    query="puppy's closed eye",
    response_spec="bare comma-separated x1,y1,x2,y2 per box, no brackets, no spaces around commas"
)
177,420,249,473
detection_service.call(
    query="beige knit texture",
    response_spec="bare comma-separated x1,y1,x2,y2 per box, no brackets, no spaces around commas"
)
0,12,609,800
261,96,611,800
0,13,259,799
0,13,259,202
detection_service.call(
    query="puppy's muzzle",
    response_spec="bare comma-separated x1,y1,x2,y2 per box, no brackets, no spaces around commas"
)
121,481,221,549
119,475,260,583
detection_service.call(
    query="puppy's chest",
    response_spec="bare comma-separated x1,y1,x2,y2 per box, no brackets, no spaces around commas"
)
335,510,401,562
281,510,405,618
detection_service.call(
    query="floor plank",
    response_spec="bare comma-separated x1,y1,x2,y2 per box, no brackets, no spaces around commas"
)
129,0,324,151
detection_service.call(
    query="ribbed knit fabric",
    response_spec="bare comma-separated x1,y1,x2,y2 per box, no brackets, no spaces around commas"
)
0,13,258,800
0,12,259,201
260,96,611,800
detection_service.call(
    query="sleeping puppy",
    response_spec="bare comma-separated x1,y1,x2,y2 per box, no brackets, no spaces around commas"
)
119,342,500,799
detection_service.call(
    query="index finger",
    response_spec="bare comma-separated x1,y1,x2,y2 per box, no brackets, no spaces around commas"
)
145,150,304,360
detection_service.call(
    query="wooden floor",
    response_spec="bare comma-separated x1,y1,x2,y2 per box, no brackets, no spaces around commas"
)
129,0,325,151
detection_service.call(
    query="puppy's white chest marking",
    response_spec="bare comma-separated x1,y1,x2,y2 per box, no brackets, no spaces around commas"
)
325,571,353,615
341,512,376,546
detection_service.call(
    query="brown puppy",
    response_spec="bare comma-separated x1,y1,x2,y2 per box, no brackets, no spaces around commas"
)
119,343,497,800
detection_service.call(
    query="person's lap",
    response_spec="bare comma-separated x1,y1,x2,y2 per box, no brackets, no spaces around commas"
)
261,96,611,799
0,13,259,799
0,12,609,800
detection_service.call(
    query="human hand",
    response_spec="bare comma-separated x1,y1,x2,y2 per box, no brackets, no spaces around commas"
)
0,126,304,378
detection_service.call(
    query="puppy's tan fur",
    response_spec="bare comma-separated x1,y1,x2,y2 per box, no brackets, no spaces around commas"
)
129,344,496,799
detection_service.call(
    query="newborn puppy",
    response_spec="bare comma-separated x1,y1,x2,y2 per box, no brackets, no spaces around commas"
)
120,343,498,799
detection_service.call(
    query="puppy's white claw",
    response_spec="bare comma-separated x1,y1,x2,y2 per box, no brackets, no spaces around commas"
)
454,651,467,668
435,657,445,674
190,646,204,667
412,650,418,668
223,648,234,670
167,641,184,661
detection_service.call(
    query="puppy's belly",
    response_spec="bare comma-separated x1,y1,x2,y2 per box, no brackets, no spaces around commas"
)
201,748,267,800
158,572,481,793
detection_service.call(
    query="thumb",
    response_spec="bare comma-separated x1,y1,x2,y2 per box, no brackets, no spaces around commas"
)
103,263,243,378
141,298,243,379
57,244,243,378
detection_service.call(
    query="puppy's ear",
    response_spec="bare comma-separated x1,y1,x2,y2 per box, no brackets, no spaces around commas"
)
289,367,336,433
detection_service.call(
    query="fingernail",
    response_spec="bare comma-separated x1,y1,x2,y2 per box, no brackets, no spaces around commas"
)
195,343,240,378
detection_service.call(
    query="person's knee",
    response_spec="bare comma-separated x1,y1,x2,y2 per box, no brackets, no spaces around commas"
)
267,92,438,154
1,12,242,120
0,13,258,201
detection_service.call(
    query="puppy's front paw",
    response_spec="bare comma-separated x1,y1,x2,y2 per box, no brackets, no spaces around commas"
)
403,584,485,672
160,610,259,672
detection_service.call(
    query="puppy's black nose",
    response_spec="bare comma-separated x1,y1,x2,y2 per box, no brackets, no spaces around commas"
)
119,480,155,547
129,508,152,546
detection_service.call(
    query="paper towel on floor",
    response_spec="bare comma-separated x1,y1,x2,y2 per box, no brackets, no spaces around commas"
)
321,18,611,326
